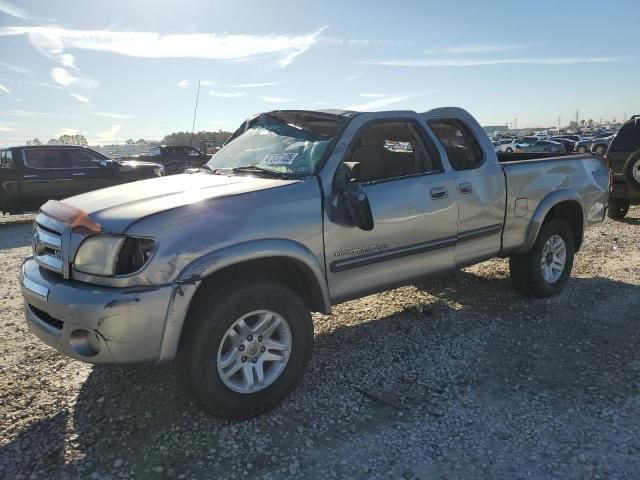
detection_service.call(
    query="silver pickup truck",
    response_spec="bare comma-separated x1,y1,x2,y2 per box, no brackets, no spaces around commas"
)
20,107,609,419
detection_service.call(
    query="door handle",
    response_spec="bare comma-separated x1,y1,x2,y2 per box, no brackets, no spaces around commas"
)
459,182,473,195
430,187,448,200
73,172,85,176
23,174,38,178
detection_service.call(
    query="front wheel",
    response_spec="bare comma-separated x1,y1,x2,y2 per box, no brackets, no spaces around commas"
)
595,144,607,155
577,146,587,153
177,280,313,419
509,219,575,298
607,197,630,220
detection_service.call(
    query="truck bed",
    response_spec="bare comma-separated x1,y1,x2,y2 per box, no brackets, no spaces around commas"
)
499,153,609,255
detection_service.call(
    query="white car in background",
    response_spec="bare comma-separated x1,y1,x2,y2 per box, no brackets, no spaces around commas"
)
495,138,518,153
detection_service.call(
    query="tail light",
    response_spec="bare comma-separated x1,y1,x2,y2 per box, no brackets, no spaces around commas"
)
602,154,613,192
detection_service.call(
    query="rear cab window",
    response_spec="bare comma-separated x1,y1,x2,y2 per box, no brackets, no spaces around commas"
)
428,119,484,170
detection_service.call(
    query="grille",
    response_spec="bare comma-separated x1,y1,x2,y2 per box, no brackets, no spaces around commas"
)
33,222,64,276
28,304,64,330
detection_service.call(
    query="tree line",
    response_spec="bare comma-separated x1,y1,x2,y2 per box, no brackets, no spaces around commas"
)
24,129,233,149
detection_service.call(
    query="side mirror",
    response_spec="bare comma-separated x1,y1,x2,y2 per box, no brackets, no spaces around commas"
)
333,162,374,231
100,159,115,168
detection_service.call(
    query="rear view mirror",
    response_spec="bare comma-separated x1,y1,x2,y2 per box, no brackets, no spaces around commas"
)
333,162,373,231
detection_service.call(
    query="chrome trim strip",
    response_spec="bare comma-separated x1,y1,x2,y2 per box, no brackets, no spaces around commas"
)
22,275,49,299
36,227,62,249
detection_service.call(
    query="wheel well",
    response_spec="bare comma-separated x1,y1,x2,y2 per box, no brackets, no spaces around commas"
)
191,257,328,314
543,201,584,251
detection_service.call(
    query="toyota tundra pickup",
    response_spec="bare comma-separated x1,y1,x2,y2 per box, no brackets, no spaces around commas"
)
20,107,610,419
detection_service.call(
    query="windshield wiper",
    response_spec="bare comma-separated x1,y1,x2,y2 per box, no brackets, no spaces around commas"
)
231,165,293,179
200,164,222,174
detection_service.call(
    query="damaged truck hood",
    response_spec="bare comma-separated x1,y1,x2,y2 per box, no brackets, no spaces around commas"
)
63,172,298,232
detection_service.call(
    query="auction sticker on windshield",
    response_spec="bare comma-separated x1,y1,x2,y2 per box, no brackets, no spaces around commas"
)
263,152,298,165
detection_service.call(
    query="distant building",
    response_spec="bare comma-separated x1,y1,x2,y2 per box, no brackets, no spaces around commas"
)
482,125,508,136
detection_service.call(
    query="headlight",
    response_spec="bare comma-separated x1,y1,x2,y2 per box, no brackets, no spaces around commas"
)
154,166,165,177
74,236,156,276
74,236,124,276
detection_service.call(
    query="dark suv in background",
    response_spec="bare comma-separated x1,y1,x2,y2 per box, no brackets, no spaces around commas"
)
119,145,210,175
606,115,640,219
0,145,162,215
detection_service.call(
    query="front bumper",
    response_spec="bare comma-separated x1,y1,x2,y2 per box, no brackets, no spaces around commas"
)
20,258,198,364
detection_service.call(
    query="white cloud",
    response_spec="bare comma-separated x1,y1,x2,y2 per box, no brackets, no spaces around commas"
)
0,125,15,132
70,93,89,103
0,0,28,19
90,112,134,119
346,75,359,81
348,38,413,47
177,79,190,88
232,81,280,88
0,83,10,94
55,127,79,137
424,43,530,54
209,89,246,98
51,67,74,86
51,67,97,88
360,93,388,98
344,95,409,111
258,96,296,103
366,56,624,67
59,53,76,68
29,81,63,90
313,101,328,105
0,61,32,76
0,25,327,67
95,124,122,142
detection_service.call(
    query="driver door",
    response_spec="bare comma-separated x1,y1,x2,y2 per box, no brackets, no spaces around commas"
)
323,119,458,303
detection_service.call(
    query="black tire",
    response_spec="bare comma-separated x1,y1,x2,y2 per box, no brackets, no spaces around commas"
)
577,146,587,153
506,147,513,153
594,144,607,155
177,280,313,419
623,152,640,193
509,218,575,298
607,197,631,220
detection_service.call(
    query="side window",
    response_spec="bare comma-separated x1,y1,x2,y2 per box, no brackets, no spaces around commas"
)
186,147,201,156
1,150,13,169
348,121,439,182
24,149,73,169
428,119,484,171
150,147,161,157
70,149,103,168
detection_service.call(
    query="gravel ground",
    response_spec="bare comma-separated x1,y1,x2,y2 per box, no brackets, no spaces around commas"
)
1,208,639,480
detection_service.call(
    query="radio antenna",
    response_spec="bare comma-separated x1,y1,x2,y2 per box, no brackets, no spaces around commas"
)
190,80,201,147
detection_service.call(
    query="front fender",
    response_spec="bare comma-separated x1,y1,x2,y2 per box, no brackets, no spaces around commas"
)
176,238,331,313
519,189,583,253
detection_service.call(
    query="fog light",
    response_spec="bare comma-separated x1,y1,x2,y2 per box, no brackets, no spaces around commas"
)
70,329,101,357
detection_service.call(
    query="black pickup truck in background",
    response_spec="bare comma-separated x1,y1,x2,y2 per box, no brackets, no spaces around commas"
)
118,145,210,175
0,145,163,215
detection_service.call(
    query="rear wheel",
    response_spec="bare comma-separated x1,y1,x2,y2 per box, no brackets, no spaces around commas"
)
623,153,640,193
177,280,313,419
509,219,575,298
607,197,630,220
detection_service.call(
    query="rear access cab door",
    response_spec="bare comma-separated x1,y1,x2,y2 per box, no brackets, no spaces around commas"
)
422,108,506,266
